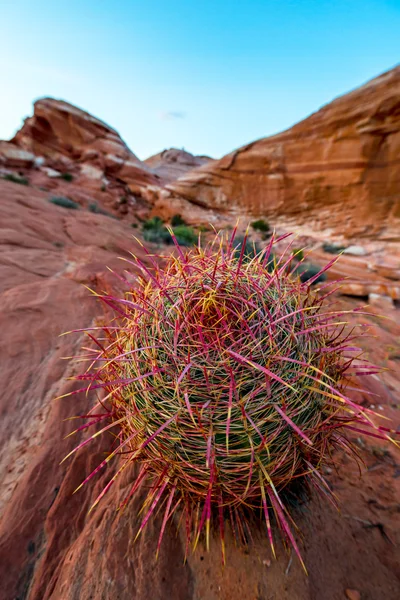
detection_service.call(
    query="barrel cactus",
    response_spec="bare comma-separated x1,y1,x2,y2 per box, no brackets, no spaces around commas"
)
63,229,392,569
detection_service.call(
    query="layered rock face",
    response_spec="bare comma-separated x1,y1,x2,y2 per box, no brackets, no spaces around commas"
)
166,66,400,240
144,148,212,183
0,141,35,169
11,98,160,190
0,98,171,221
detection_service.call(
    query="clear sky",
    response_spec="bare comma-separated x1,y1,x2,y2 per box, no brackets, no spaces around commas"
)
0,1,399,160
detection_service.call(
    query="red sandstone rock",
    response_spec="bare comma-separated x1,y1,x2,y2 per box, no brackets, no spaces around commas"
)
166,66,400,240
145,148,212,183
368,293,395,310
12,98,161,189
0,141,35,169
310,243,400,299
0,180,399,600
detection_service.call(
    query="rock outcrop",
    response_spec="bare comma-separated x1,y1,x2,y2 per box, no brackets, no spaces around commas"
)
144,148,212,183
1,100,218,222
0,141,35,169
165,66,400,240
11,98,161,190
0,98,171,222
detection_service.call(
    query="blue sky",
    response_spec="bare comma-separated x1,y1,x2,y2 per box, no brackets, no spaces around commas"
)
0,1,399,159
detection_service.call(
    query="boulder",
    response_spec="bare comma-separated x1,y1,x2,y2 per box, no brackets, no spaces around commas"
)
343,245,367,256
42,167,61,178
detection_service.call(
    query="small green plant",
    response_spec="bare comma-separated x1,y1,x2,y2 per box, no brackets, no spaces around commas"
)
142,217,197,246
60,172,74,182
62,229,395,569
88,202,116,218
251,218,270,233
142,216,164,230
143,228,171,244
142,217,171,244
101,184,106,192
171,214,186,227
322,242,347,254
3,173,29,185
131,223,138,228
172,224,197,246
49,196,79,209
119,196,127,205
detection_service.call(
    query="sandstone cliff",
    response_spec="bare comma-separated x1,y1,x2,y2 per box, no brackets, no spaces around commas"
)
165,66,400,240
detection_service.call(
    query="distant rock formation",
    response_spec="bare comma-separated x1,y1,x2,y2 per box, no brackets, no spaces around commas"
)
165,66,400,240
11,98,160,191
144,148,212,183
